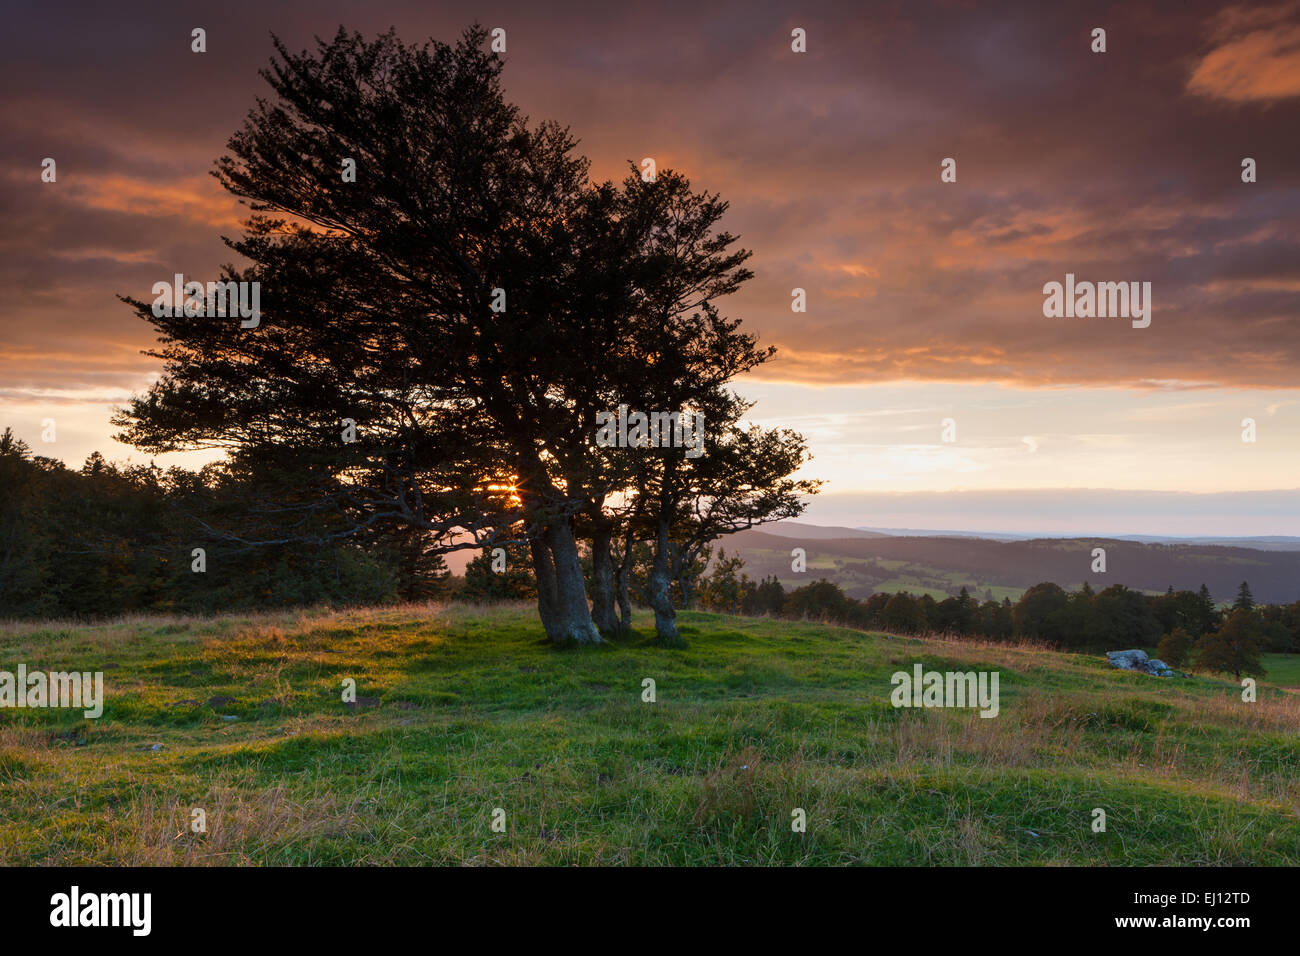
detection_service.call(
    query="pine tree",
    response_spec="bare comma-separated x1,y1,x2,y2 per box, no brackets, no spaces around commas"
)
1234,581,1255,612
0,427,31,458
1197,583,1219,634
460,544,537,601
699,549,748,614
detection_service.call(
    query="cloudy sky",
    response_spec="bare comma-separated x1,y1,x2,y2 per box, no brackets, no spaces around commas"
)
2,0,1298,534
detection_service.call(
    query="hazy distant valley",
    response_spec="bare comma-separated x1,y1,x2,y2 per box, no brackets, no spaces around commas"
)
723,523,1300,605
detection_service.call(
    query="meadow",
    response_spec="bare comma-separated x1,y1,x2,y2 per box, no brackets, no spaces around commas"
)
1,603,1297,865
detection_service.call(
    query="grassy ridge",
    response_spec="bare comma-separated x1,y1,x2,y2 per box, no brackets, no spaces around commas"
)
1,603,1297,865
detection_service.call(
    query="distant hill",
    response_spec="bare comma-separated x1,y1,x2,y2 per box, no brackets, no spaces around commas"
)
725,524,1300,605
854,526,1027,541
853,526,1300,552
1099,535,1300,552
740,521,890,540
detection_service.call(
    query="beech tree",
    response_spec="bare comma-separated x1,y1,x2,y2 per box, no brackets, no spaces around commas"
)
116,27,614,642
114,25,815,645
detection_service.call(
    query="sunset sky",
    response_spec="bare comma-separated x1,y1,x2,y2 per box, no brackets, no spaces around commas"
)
2,0,1298,535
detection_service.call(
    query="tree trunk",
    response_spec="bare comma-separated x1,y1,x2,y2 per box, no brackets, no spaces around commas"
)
530,533,561,628
676,546,698,611
647,516,683,646
614,532,634,633
589,525,621,637
531,517,602,645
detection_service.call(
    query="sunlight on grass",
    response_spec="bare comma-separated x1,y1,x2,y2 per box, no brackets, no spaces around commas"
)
1,602,1297,865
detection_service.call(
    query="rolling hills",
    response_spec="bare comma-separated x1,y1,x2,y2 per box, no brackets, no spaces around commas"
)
723,525,1300,604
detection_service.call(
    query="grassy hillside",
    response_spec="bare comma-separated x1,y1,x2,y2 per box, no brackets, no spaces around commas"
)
1,604,1297,865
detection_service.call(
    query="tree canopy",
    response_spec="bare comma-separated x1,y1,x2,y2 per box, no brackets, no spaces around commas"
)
112,25,817,644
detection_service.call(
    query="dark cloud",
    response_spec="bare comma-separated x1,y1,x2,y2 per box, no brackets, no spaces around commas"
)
1,0,1297,396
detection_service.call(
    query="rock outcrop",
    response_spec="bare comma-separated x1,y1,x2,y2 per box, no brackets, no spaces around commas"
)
1106,649,1179,677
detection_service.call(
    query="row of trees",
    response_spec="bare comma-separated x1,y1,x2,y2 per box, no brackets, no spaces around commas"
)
0,431,451,617
0,432,708,618
107,26,819,646
0,432,735,619
683,554,1292,677
0,433,786,628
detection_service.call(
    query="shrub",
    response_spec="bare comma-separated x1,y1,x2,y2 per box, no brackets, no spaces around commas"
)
1156,627,1193,668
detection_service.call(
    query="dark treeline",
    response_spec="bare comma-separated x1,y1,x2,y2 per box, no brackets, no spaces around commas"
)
0,429,449,617
687,550,1295,678
0,429,754,624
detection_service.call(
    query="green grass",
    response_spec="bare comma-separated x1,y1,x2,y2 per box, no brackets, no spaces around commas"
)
757,549,1029,602
1,603,1298,865
1260,653,1300,689
1141,648,1300,688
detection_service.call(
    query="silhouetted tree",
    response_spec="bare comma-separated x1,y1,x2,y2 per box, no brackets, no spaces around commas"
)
1092,584,1162,650
1013,582,1069,644
460,542,537,601
747,575,787,616
882,592,926,633
1156,627,1194,669
1197,583,1221,633
786,579,854,622
1194,606,1265,680
112,27,810,646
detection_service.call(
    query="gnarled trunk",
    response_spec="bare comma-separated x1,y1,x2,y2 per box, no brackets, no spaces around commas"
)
647,517,682,646
530,534,560,626
589,525,621,637
614,546,633,633
531,517,602,645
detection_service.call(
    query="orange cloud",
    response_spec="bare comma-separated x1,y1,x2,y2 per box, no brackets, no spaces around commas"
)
69,174,243,230
1188,4,1300,102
